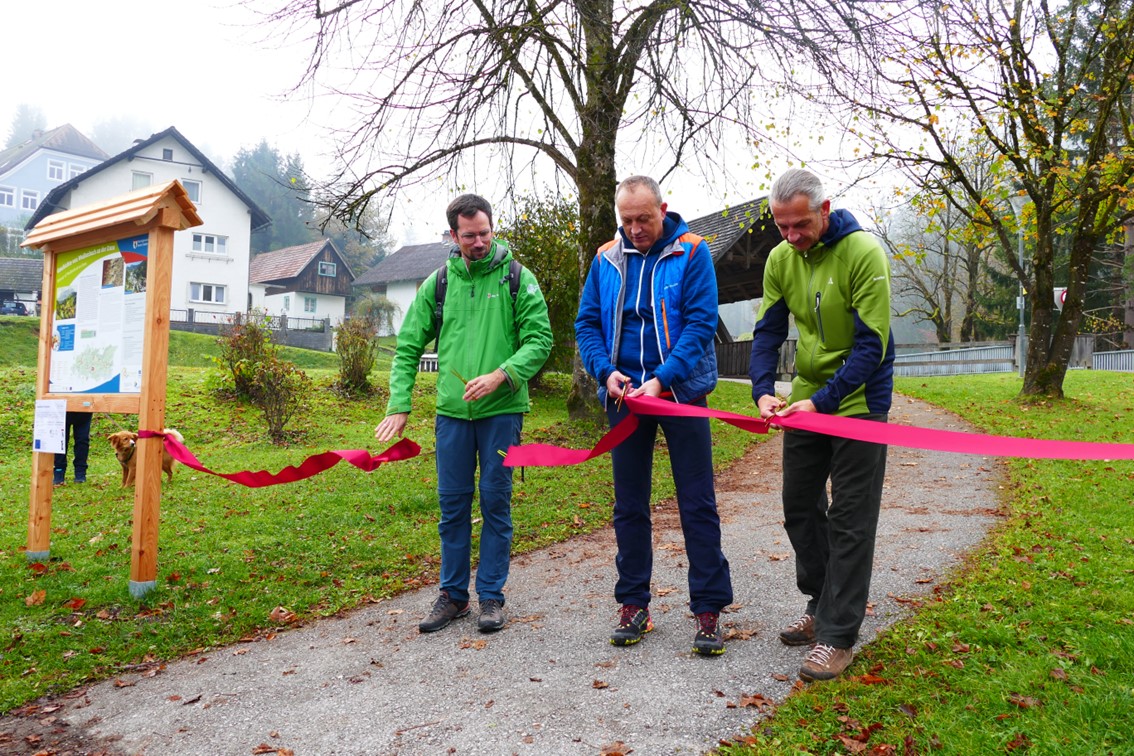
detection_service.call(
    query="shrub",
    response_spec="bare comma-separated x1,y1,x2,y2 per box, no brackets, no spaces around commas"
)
216,309,277,400
335,317,379,395
249,356,311,443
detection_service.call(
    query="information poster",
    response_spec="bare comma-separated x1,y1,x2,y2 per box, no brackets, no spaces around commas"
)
50,234,148,394
32,399,67,454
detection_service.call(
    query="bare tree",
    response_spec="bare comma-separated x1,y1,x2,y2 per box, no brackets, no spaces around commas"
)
782,0,1134,397
253,0,790,415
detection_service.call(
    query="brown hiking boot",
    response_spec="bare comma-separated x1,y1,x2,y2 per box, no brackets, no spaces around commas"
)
778,613,816,646
799,643,854,681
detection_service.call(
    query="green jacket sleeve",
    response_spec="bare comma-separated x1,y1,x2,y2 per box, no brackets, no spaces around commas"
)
498,266,553,389
384,272,440,415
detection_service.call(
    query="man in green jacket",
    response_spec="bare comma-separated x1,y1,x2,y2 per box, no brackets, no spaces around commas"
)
375,194,552,634
749,169,895,682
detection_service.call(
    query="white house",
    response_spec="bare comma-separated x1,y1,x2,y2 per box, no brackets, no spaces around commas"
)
352,235,454,333
249,239,355,325
27,127,270,322
0,124,108,255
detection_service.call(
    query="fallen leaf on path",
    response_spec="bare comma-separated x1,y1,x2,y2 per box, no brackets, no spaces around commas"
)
592,679,609,689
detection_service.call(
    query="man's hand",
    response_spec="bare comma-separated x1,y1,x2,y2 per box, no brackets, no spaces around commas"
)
757,394,785,419
777,399,816,416
463,369,507,402
375,412,408,443
606,370,633,399
626,377,663,398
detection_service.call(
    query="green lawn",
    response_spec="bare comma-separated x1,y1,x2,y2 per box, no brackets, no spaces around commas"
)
0,325,761,713
721,372,1134,756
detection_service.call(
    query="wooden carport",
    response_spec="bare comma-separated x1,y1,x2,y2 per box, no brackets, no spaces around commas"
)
685,198,793,378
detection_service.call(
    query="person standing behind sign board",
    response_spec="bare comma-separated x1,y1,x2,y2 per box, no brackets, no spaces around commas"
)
54,411,91,486
748,168,895,682
575,175,733,656
375,193,552,635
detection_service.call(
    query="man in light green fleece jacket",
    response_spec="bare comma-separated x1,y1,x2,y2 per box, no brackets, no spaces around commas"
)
749,169,895,682
376,194,552,634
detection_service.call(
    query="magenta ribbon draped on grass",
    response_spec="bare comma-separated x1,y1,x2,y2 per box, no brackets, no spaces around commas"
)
137,430,421,488
502,394,1134,467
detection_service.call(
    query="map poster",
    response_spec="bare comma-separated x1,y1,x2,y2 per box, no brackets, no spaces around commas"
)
50,234,149,394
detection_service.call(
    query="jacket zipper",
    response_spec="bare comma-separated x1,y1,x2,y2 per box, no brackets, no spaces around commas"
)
814,290,826,343
660,297,672,350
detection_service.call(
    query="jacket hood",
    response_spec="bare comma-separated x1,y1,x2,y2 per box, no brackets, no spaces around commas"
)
821,209,863,246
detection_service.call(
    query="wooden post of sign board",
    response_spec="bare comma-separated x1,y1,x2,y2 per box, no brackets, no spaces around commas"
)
22,182,202,598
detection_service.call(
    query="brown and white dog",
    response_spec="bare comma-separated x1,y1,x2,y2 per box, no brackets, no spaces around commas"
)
106,429,184,487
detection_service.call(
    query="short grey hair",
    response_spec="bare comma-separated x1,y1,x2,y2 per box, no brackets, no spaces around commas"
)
770,169,826,211
616,175,663,205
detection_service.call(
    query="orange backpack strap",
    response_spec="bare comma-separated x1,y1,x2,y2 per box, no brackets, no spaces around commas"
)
597,238,618,257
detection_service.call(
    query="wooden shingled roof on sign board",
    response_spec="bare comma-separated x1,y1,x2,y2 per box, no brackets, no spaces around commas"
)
22,180,203,253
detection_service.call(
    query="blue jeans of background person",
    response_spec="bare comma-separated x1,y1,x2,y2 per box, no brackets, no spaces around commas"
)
54,411,92,484
781,415,888,649
434,413,522,605
605,398,733,614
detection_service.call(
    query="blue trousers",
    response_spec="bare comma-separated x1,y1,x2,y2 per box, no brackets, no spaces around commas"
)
781,415,888,648
434,413,522,604
606,400,733,614
54,412,91,482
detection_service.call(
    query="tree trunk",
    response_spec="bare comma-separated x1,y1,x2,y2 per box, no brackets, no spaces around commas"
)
565,106,619,421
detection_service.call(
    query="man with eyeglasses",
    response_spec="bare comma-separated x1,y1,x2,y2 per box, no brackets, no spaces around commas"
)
376,194,552,634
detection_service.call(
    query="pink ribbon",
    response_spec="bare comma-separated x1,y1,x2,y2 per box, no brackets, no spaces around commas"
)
137,430,421,488
503,394,1134,467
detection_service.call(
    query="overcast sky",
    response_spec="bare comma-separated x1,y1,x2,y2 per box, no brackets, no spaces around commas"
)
5,1,877,246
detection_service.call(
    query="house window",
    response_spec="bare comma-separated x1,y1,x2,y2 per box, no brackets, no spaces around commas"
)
69,163,85,179
191,233,227,255
304,296,317,313
182,180,201,204
189,283,226,304
283,295,290,311
20,190,39,211
162,148,174,161
318,261,337,277
47,160,66,181
132,171,153,190
0,186,13,208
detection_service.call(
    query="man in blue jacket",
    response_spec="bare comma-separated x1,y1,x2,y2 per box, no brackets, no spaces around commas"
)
576,175,733,656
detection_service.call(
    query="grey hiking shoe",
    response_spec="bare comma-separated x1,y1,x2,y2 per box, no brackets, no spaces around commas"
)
418,591,469,633
779,613,816,646
799,643,854,681
477,599,506,633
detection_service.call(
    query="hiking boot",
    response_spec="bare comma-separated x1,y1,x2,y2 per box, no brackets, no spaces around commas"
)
799,643,854,681
53,471,64,486
610,605,653,646
477,599,506,633
779,613,816,646
691,611,725,656
418,591,469,633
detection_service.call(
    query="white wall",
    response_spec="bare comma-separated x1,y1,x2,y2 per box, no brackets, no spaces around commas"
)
257,289,346,324
387,280,421,333
60,134,253,318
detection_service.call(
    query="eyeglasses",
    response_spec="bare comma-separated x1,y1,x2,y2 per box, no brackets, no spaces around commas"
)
457,230,493,242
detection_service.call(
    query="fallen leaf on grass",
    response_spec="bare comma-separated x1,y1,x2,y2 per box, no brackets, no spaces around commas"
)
1008,693,1041,709
1006,733,1032,751
269,606,298,624
852,674,890,685
1050,668,1067,681
64,597,86,611
25,590,46,606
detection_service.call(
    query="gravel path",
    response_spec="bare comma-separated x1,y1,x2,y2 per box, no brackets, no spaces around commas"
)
1,394,1002,756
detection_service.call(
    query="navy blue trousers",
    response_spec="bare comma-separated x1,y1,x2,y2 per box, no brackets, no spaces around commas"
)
606,399,733,614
